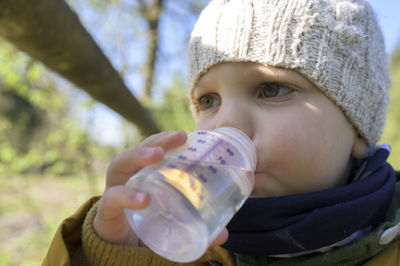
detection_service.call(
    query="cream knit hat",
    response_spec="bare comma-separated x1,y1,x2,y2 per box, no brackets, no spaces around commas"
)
188,0,391,146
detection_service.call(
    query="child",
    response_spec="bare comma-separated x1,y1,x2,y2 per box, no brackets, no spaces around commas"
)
43,0,400,265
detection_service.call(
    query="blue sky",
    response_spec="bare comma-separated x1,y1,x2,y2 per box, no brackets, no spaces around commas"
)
369,0,400,53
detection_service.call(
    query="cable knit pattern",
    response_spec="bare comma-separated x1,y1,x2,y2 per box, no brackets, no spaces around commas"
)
188,0,391,145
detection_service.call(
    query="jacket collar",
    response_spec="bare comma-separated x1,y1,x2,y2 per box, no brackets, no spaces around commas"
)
234,173,400,266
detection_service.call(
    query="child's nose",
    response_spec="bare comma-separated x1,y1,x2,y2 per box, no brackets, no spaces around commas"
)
215,100,254,139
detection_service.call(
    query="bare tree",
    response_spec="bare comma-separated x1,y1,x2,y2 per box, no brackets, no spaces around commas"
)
0,0,160,136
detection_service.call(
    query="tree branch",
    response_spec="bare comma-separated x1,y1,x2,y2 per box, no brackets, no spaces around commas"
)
0,0,160,136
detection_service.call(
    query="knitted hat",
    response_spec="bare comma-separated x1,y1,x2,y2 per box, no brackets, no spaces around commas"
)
188,0,391,146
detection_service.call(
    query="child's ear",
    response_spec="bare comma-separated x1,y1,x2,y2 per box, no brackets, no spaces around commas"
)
352,134,369,159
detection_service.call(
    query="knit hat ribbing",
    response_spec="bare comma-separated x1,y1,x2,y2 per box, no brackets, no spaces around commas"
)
188,0,391,146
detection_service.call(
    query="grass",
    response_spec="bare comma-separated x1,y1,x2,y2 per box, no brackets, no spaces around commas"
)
0,175,103,265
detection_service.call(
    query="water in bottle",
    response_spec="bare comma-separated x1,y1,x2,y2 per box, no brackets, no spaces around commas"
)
124,127,257,262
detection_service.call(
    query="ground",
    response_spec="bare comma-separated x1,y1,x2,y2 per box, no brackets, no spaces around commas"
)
0,175,102,265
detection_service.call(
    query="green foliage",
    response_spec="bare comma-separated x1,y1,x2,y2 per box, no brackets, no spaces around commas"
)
391,45,400,69
0,39,107,176
0,90,44,153
152,76,195,133
381,44,400,166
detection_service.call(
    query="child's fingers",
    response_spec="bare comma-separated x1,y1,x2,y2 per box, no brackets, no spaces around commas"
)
94,186,150,245
106,146,165,188
209,228,229,247
96,185,150,222
106,130,187,188
138,130,187,151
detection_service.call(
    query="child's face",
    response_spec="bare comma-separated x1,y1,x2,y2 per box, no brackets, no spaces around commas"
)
193,62,366,197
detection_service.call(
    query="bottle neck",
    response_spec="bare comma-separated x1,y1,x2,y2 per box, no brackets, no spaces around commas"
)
214,127,257,171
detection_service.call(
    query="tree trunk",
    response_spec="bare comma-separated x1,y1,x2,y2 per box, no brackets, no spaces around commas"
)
139,0,164,100
0,0,160,136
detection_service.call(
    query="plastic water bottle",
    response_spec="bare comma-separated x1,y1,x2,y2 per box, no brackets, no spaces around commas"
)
124,127,256,262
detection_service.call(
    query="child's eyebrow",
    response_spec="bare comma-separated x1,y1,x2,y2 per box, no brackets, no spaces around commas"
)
255,65,320,91
192,74,216,95
192,83,212,98
255,65,297,80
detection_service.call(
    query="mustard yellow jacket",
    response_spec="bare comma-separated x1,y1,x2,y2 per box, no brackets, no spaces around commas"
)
43,183,400,266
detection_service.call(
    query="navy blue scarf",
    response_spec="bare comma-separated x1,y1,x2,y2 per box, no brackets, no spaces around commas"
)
223,145,397,256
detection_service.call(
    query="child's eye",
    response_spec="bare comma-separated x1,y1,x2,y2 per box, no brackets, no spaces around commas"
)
196,93,221,111
257,82,293,99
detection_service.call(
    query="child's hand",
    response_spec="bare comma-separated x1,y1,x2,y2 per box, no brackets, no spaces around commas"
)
93,130,228,247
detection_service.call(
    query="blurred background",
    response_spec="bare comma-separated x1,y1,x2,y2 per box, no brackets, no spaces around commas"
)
0,0,399,264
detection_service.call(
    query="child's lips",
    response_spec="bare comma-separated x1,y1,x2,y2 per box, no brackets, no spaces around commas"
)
254,168,268,179
254,171,263,180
